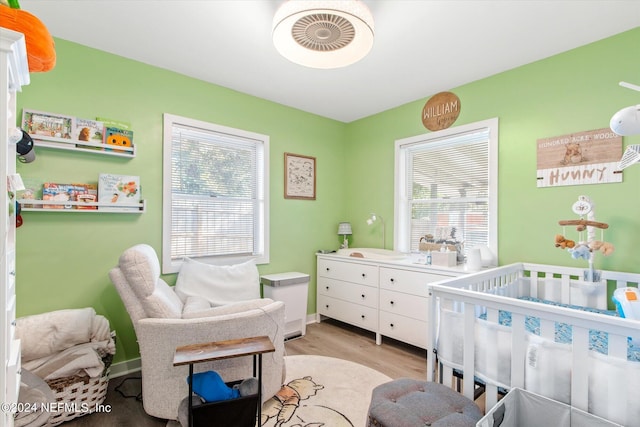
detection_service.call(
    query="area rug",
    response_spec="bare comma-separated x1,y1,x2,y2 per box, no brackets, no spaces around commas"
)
167,355,391,427
261,355,391,427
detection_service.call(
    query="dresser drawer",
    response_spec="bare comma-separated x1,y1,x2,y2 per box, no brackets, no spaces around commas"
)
318,258,378,287
318,294,378,331
379,311,428,349
380,267,452,296
379,289,429,322
317,278,378,308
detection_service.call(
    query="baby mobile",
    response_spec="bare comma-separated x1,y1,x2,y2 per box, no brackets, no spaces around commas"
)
554,195,614,282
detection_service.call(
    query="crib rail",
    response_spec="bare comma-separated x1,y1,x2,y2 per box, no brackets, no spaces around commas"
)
426,263,640,421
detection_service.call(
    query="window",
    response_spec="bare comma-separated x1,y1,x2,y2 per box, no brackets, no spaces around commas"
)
394,118,498,258
162,114,269,273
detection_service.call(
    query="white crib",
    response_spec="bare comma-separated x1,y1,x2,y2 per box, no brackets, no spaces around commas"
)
426,262,640,426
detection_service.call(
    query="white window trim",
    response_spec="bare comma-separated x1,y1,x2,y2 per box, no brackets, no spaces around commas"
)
394,117,498,259
162,113,270,274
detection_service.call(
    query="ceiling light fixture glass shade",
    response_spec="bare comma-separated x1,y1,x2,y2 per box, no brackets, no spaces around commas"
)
273,0,374,69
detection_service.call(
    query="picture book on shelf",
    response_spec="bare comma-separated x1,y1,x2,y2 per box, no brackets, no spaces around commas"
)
22,110,73,139
42,183,98,210
96,117,131,130
104,127,134,153
74,118,104,150
98,174,140,211
16,177,44,208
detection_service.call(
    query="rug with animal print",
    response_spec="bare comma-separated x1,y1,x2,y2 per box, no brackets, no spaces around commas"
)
261,355,391,427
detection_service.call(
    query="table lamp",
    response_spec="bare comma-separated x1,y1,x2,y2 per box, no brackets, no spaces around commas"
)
338,222,352,249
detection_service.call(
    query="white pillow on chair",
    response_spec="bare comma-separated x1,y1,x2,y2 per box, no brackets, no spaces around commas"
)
175,257,260,306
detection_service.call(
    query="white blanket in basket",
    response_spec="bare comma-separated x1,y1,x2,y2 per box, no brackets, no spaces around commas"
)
15,307,115,380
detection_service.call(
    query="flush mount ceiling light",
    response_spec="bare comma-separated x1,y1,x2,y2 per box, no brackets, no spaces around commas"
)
273,0,374,69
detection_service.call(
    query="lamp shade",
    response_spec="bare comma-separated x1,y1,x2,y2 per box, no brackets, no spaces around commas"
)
273,0,374,69
338,222,352,235
610,105,640,136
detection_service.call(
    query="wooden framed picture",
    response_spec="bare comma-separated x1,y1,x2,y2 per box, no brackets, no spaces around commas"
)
284,152,316,200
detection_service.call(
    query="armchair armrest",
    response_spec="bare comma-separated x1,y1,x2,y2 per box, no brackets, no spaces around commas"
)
134,300,285,420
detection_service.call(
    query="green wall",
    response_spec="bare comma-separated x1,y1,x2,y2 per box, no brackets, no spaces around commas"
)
15,39,347,363
15,27,640,365
347,27,640,275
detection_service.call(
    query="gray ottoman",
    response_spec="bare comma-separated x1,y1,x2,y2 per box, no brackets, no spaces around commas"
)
367,378,482,427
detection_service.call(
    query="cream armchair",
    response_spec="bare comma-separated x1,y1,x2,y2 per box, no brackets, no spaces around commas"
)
109,244,285,421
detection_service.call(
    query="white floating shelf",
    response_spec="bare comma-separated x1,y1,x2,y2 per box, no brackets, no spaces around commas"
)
30,134,136,158
18,199,146,213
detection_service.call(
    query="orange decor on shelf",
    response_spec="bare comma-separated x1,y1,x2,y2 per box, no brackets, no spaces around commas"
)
0,4,56,72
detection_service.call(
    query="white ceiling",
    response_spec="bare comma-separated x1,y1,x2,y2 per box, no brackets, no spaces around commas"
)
19,1,640,123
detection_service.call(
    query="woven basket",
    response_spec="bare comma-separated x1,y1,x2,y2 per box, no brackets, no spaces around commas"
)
418,242,457,252
43,369,110,427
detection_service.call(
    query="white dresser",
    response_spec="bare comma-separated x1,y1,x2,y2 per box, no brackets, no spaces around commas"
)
1,28,30,427
316,254,464,349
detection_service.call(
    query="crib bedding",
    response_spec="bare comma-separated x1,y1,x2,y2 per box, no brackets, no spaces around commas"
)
429,263,640,425
477,296,640,362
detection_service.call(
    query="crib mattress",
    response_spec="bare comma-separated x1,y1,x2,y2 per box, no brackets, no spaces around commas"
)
479,296,640,362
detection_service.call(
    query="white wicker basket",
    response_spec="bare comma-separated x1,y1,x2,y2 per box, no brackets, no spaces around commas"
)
43,369,110,427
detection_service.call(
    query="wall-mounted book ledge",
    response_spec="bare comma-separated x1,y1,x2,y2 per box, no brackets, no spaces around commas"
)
17,199,146,213
31,134,136,158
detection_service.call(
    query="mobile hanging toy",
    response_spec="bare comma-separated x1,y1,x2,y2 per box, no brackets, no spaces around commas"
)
554,195,614,282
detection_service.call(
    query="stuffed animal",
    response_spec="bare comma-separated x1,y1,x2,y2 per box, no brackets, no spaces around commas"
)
569,244,591,260
588,240,615,256
554,234,576,249
0,2,56,72
600,242,615,256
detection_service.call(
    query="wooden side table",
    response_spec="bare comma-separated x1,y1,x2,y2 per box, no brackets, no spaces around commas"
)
173,336,275,427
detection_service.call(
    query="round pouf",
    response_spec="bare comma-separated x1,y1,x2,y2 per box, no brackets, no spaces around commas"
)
367,378,482,427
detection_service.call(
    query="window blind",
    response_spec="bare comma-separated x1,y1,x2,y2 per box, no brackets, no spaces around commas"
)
169,123,264,260
407,129,490,253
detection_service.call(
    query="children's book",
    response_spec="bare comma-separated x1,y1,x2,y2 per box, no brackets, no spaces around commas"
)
42,183,98,209
98,174,140,211
75,184,98,210
74,118,104,149
104,127,134,153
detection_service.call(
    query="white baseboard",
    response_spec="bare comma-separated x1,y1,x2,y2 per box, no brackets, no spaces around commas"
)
306,313,318,325
109,357,141,378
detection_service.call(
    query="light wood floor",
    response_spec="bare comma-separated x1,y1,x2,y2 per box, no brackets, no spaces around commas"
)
61,319,428,426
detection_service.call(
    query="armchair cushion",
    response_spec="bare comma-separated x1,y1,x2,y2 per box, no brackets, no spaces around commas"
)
182,298,275,319
119,244,183,318
175,257,260,306
182,296,211,316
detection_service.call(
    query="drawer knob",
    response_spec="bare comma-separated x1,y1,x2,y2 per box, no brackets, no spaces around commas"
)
390,278,395,283
361,294,365,299
326,286,330,290
390,301,395,305
361,273,366,278
326,267,330,271
325,304,330,309
361,314,366,319
390,323,395,328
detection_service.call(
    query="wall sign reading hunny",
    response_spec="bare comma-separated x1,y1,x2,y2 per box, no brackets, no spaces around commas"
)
421,92,461,131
